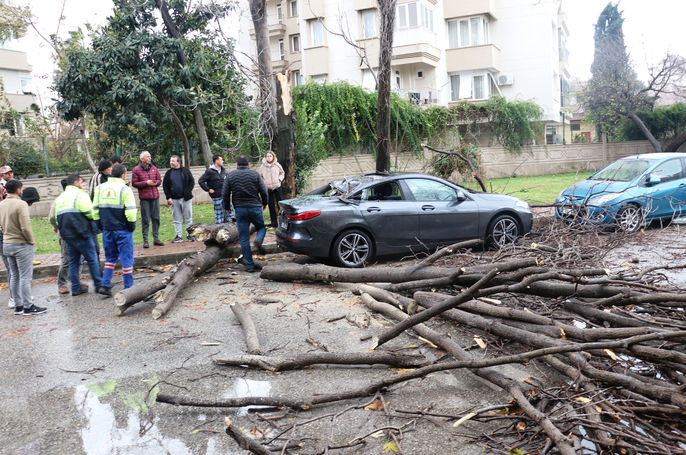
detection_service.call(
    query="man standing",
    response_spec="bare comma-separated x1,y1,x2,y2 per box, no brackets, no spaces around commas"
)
131,151,163,248
0,179,46,315
162,155,195,242
198,154,230,223
94,164,137,291
54,174,109,297
222,155,268,273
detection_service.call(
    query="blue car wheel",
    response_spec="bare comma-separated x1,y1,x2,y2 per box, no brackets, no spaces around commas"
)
615,204,644,233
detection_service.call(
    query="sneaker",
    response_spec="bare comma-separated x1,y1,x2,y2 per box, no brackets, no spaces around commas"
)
153,239,164,246
172,236,183,243
23,305,47,315
13,305,24,315
143,241,150,248
71,287,88,296
186,235,194,242
96,286,112,297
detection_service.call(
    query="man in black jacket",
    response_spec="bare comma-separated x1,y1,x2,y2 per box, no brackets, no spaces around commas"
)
198,154,231,223
162,155,195,242
222,155,268,273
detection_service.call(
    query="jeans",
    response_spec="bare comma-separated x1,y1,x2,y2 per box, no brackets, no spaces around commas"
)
57,235,82,288
3,243,33,308
102,230,135,289
235,206,266,270
139,198,160,242
64,236,102,292
171,198,193,237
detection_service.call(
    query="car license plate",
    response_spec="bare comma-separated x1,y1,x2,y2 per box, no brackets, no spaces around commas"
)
279,219,288,230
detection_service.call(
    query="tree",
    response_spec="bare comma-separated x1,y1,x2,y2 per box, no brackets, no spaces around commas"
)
0,1,30,42
247,0,277,144
54,0,247,166
581,2,686,152
375,0,396,173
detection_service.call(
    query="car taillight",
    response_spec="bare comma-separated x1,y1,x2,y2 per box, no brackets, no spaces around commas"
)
288,210,321,221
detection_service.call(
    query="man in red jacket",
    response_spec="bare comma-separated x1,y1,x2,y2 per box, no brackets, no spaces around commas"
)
131,151,164,248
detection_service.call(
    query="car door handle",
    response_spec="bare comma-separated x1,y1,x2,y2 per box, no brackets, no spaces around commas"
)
421,205,435,211
367,206,382,212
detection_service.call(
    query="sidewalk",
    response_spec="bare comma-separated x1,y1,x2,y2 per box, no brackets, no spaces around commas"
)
6,229,279,279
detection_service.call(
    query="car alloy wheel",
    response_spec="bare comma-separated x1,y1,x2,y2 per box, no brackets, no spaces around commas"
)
615,204,643,233
332,229,373,268
487,214,520,249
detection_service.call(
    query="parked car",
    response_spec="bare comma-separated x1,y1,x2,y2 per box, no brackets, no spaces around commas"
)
555,152,686,232
276,173,533,267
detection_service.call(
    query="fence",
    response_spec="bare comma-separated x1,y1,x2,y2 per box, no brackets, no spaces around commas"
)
20,141,654,217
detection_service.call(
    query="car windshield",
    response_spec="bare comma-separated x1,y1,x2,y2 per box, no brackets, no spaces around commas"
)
590,159,653,182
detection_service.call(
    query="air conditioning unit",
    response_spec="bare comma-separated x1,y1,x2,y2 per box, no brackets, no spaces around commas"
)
497,73,514,86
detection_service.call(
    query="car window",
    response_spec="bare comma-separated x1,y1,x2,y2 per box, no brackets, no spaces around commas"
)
592,159,652,182
404,178,457,201
650,159,683,183
368,182,403,201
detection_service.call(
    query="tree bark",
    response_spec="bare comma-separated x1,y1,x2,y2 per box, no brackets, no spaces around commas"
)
229,302,262,354
249,0,277,142
375,0,396,173
274,72,296,198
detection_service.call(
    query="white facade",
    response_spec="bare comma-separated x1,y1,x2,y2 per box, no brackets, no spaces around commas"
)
238,0,570,143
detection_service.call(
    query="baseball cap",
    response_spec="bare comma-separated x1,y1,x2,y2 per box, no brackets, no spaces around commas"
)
0,165,13,174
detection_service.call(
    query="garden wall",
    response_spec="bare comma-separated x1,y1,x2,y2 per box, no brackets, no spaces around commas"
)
20,141,653,217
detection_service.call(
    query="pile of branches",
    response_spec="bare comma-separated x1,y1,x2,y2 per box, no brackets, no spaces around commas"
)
157,222,686,454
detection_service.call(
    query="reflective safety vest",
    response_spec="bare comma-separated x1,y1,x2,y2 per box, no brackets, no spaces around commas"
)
94,177,137,231
54,185,96,240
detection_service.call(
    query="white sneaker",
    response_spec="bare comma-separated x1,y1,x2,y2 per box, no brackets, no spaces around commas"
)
8,297,15,308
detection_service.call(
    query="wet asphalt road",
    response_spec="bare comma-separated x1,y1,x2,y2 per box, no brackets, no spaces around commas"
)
1,254,518,455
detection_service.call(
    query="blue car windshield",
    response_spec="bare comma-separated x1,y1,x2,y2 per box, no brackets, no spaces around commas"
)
590,159,653,182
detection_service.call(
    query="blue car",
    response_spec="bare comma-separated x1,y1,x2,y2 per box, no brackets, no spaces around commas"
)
555,153,686,232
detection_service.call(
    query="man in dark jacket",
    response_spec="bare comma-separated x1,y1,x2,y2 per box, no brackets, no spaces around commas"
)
162,155,195,242
222,155,268,272
198,154,231,223
54,174,109,297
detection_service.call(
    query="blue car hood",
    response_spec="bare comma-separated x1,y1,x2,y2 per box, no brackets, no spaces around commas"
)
562,179,632,202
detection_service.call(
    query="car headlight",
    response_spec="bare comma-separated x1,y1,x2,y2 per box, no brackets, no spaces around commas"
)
588,192,621,205
515,200,529,209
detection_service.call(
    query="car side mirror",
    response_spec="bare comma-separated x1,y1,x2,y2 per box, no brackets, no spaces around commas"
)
456,190,467,201
647,174,661,186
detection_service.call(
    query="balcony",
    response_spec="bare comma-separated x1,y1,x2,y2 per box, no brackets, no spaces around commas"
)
268,21,286,39
445,44,501,73
392,43,441,67
444,0,497,20
303,46,329,75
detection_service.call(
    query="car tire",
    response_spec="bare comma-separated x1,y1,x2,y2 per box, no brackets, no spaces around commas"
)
486,214,521,249
615,204,643,233
331,229,374,268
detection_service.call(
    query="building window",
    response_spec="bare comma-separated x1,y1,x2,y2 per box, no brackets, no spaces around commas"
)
292,70,304,86
290,34,300,52
276,3,282,21
278,39,285,60
310,20,324,47
447,16,489,48
450,75,460,102
312,74,327,84
289,0,298,17
361,10,375,39
450,73,490,101
397,2,433,31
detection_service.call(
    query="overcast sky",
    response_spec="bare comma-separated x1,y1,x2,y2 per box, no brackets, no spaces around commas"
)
11,0,686,100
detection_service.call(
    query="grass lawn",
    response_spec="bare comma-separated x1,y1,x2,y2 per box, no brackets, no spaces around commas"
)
32,203,278,255
459,171,592,206
32,172,590,255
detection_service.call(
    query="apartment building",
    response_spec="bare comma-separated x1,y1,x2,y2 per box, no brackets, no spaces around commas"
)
239,0,571,144
0,47,36,136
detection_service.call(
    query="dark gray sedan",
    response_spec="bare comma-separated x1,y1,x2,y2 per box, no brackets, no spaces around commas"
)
276,173,533,267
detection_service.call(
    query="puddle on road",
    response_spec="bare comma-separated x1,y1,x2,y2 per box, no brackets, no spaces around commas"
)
74,381,248,455
221,378,272,416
